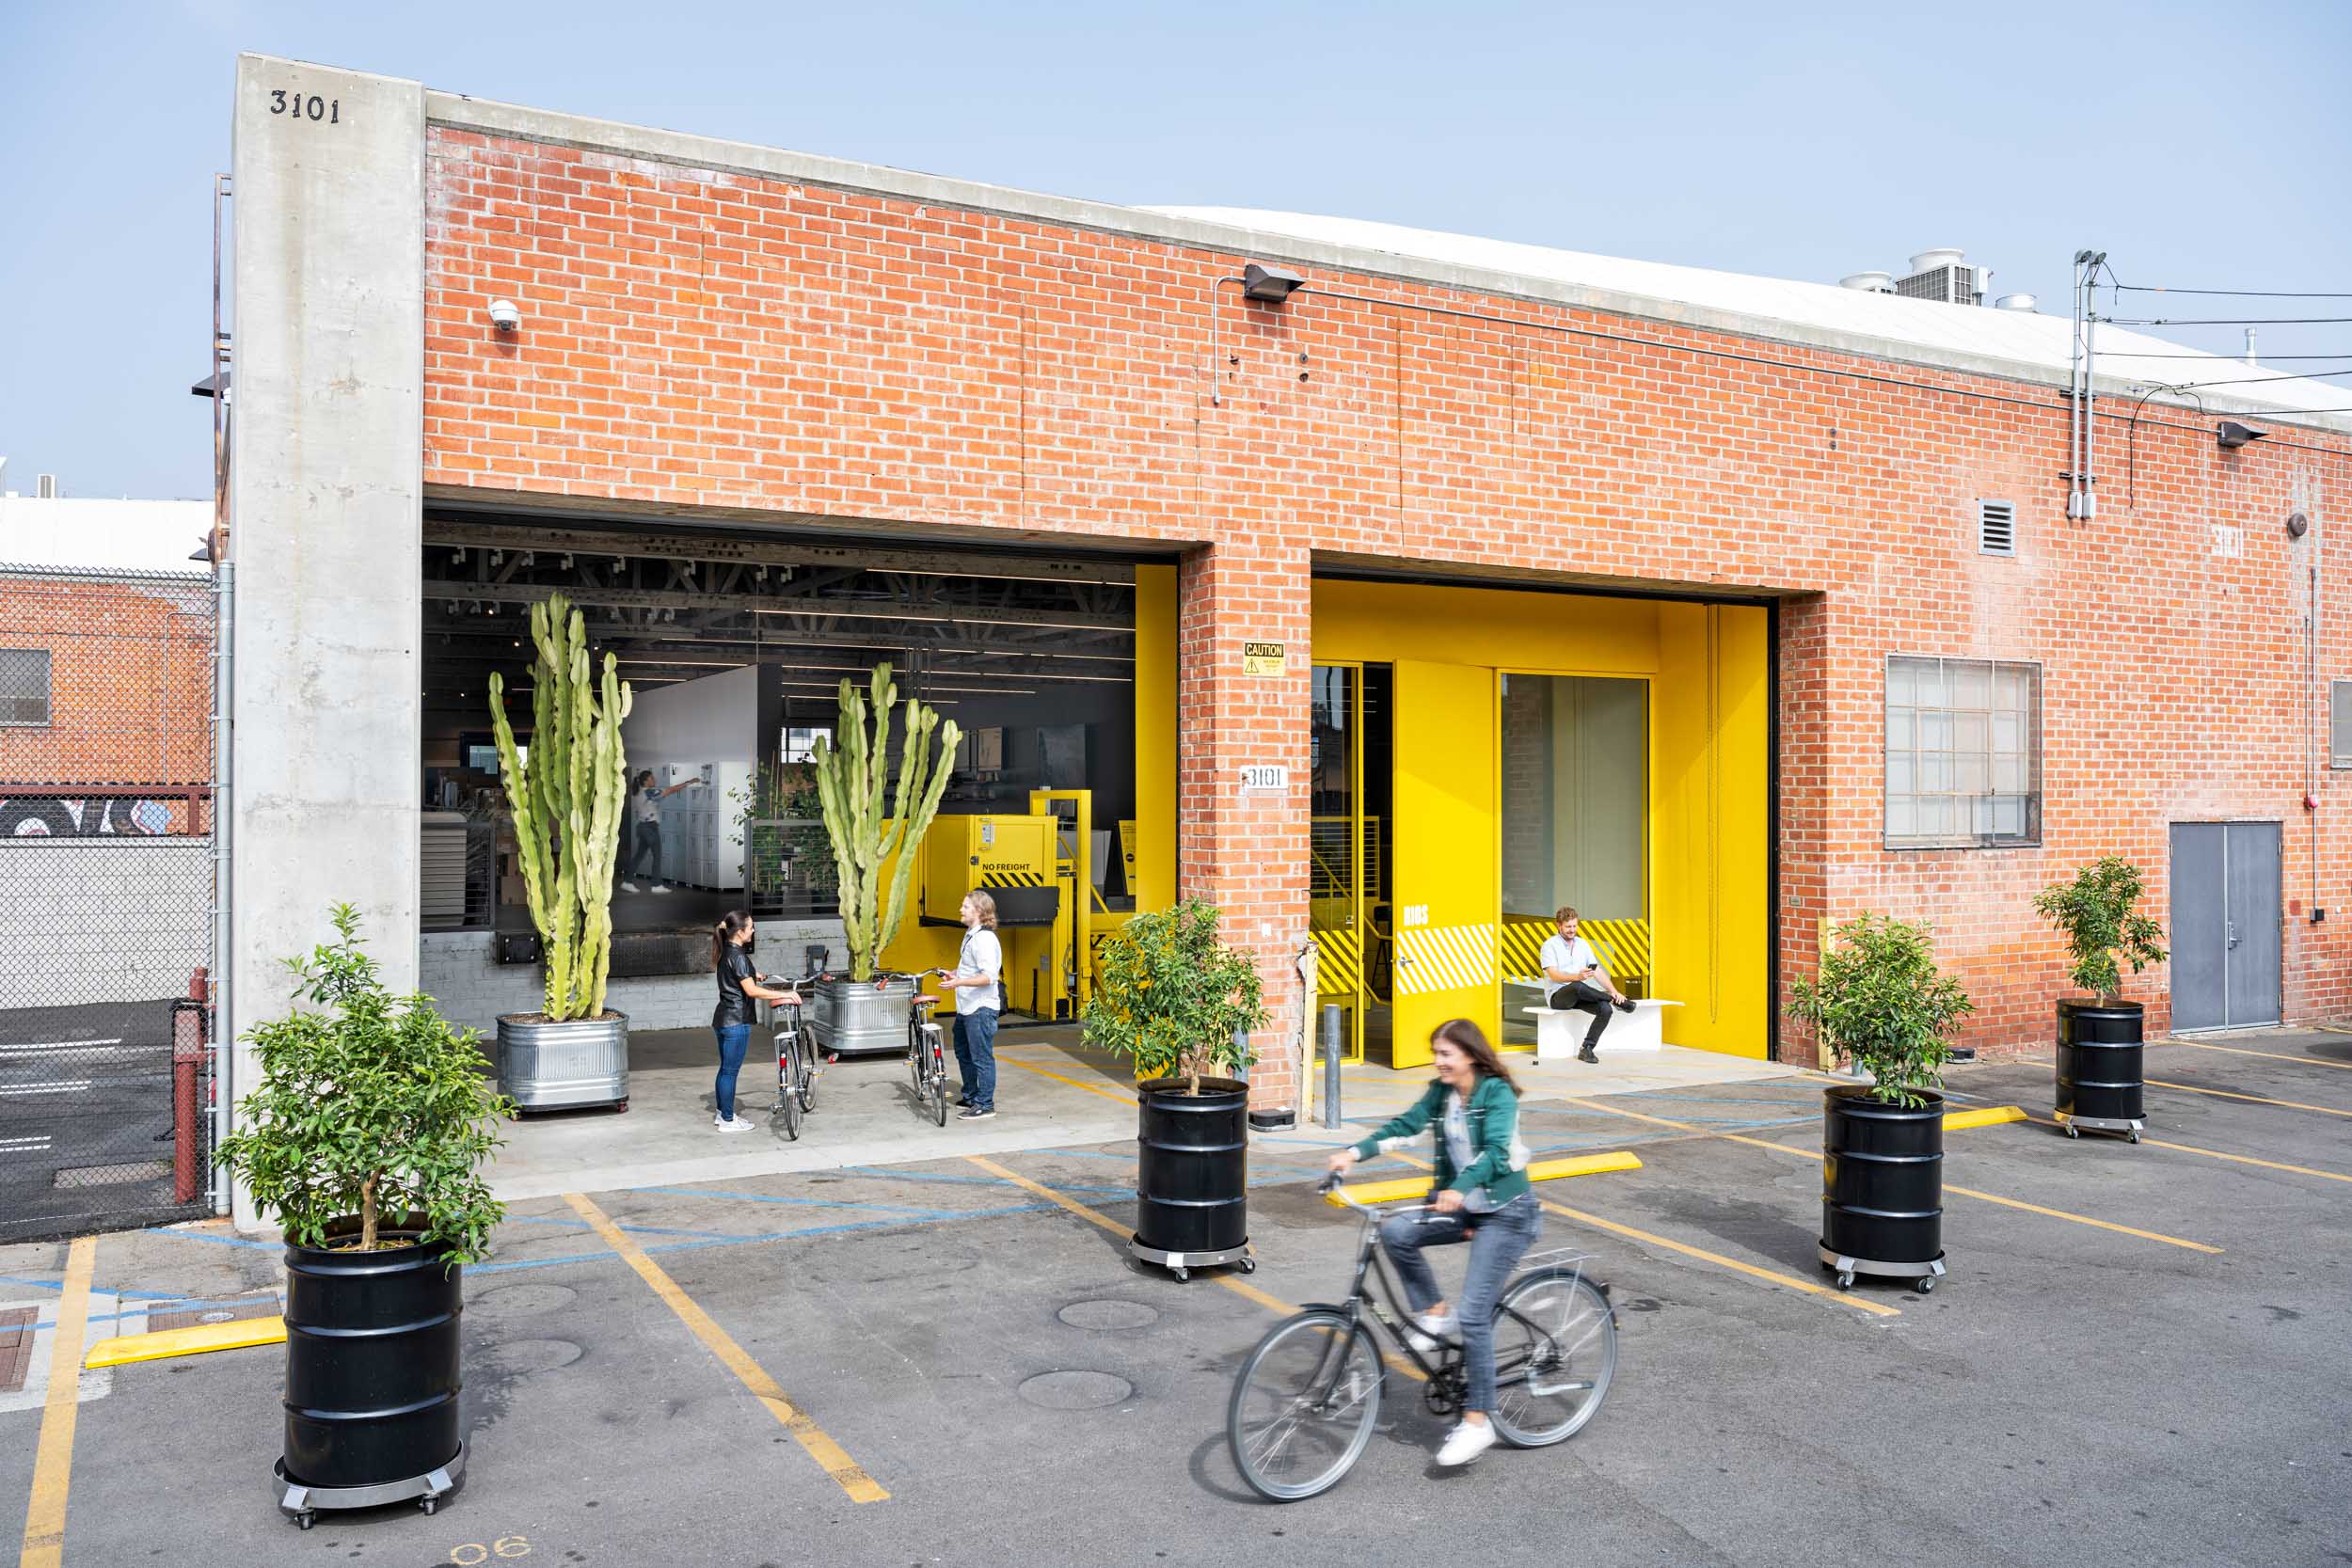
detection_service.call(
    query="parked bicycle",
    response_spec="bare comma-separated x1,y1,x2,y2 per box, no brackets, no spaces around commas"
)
768,972,834,1142
1225,1174,1618,1501
901,969,952,1127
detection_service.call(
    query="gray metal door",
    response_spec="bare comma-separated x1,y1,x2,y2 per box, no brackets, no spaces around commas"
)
2168,821,2280,1031
2225,822,2282,1026
2169,824,2227,1031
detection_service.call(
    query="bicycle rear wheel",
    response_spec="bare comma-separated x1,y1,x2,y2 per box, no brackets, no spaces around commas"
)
1227,1310,1382,1502
776,1082,803,1141
1488,1269,1615,1448
798,1053,819,1115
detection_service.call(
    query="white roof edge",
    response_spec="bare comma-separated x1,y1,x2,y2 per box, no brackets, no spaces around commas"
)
420,87,2352,437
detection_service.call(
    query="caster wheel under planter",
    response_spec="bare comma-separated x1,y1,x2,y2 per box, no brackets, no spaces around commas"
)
2063,1122,2079,1139
1171,1267,1190,1283
2128,1129,2141,1144
295,1513,315,1531
1913,1277,1936,1295
1237,1257,1257,1275
612,1099,628,1114
421,1497,437,1516
1835,1271,1854,1290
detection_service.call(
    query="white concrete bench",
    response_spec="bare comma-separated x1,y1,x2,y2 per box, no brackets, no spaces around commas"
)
1521,999,1682,1063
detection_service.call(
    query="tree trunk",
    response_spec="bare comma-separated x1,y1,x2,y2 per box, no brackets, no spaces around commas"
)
359,1173,378,1252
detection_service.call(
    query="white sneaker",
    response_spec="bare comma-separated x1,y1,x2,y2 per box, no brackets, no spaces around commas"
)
621,881,641,893
651,885,673,895
1435,1419,1498,1467
1406,1308,1458,1353
714,1115,754,1134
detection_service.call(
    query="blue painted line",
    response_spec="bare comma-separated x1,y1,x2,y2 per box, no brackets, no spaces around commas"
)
627,1185,958,1217
498,1212,754,1242
837,1164,1132,1197
132,1229,279,1253
3,1274,187,1301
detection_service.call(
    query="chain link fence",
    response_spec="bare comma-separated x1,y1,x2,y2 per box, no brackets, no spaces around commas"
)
1,565,219,1241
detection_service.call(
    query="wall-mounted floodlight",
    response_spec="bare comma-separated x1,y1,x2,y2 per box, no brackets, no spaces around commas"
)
2217,420,2268,451
1242,263,1305,304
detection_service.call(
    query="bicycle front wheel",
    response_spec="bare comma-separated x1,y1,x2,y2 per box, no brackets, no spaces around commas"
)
798,1053,819,1115
776,1083,803,1141
1227,1309,1383,1502
1488,1269,1615,1448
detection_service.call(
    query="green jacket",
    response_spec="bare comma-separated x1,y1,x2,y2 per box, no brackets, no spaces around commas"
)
1349,1073,1531,1207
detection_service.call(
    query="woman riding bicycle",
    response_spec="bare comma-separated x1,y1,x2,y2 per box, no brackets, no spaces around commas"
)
1325,1018,1538,1467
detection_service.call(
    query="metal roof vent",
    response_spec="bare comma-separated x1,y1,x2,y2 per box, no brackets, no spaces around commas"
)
1993,293,2039,311
36,473,58,499
1840,271,1895,293
1978,499,2017,557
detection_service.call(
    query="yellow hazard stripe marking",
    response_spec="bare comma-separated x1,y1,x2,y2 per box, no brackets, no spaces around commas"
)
1327,1151,1643,1207
1395,924,1495,996
2145,1079,2352,1118
1943,1105,2027,1132
20,1236,96,1568
563,1193,887,1504
85,1315,286,1368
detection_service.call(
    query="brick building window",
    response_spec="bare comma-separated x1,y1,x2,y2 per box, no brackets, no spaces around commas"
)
1884,656,2040,848
0,649,51,726
2330,681,2352,768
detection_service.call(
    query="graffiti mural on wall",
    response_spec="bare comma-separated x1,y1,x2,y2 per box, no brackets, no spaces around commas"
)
0,795,185,837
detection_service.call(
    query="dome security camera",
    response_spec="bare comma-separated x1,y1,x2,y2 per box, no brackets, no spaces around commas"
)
487,299,521,332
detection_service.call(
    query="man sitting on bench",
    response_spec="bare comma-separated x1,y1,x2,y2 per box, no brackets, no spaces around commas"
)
1539,906,1635,1063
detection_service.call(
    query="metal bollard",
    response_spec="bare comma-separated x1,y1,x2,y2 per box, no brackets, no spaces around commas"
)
1321,1004,1343,1130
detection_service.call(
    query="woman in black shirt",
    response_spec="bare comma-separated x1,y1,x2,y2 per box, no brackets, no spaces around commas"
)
712,910,800,1132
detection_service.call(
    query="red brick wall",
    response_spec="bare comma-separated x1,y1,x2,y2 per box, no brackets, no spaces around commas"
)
0,573,213,834
421,127,2352,1087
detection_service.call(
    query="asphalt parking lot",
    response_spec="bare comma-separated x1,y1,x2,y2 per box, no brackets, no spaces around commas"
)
4,1032,2350,1567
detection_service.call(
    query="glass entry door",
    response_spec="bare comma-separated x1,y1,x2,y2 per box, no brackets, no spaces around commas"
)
1310,664,1392,1063
1497,673,1650,1047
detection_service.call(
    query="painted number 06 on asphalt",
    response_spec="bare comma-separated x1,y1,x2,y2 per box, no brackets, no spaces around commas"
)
448,1537,532,1564
268,88,341,123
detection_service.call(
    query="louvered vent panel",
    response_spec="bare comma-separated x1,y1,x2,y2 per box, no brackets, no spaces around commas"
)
1978,499,2016,557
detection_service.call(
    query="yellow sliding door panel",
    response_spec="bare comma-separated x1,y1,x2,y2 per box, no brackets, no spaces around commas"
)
1391,660,1500,1069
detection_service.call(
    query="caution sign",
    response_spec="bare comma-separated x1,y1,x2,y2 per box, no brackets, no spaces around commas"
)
1243,641,1286,677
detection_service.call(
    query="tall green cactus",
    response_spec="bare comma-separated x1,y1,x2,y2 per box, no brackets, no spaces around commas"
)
488,593,633,1020
811,664,961,980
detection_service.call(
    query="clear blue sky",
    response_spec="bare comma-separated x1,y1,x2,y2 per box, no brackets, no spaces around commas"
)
5,0,2347,499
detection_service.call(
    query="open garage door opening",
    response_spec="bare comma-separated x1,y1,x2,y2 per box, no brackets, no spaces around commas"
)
417,508,1171,1047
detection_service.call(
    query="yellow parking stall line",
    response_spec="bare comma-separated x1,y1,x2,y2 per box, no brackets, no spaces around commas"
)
19,1236,97,1568
1944,1105,2028,1132
2145,1079,2352,1118
1379,1151,1899,1318
2165,1038,2352,1072
85,1315,286,1369
563,1194,887,1505
992,1054,1136,1105
2020,1114,2352,1184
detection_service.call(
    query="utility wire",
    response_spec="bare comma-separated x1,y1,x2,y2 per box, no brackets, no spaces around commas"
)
2107,315,2352,327
2094,351,2352,361
2114,284,2352,299
2151,366,2352,392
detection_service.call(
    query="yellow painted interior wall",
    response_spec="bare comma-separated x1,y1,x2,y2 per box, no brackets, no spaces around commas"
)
1311,579,1770,1059
1133,563,1177,912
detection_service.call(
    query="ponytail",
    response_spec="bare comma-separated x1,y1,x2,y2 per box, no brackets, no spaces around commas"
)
713,908,755,967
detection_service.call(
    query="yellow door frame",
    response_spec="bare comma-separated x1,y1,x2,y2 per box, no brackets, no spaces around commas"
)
1311,660,1371,1064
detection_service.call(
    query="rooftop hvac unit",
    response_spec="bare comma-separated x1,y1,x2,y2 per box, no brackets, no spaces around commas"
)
1893,258,1992,307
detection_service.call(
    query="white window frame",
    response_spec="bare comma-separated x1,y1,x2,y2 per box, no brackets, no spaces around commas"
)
0,648,52,728
1883,655,2042,850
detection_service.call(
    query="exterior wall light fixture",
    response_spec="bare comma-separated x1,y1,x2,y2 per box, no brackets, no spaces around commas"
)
2217,420,2268,451
1242,263,1305,304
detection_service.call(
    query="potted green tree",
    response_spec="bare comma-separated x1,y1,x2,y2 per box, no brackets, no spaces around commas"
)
1085,899,1267,1280
806,664,960,1053
2034,856,2167,1143
215,905,512,1527
1787,912,1975,1293
487,592,634,1111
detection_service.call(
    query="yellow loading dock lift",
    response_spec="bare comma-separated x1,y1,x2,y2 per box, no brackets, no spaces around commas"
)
907,790,1125,1022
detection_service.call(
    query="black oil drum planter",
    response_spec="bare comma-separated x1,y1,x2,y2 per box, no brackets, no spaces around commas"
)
1130,1076,1255,1281
276,1213,466,1529
1819,1086,1947,1294
2055,999,2145,1143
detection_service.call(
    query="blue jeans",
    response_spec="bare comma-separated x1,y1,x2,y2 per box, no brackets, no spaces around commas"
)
1379,1193,1542,1414
952,1008,998,1110
713,1022,751,1121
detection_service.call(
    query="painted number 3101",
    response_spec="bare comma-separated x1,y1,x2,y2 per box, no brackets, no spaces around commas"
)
269,88,341,123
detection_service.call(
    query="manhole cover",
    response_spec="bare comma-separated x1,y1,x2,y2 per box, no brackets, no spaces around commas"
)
482,1338,584,1377
1057,1299,1160,1332
1017,1370,1133,1411
472,1283,578,1318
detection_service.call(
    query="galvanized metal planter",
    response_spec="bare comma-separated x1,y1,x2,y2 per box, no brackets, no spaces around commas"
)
495,1011,629,1111
808,976,914,1056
